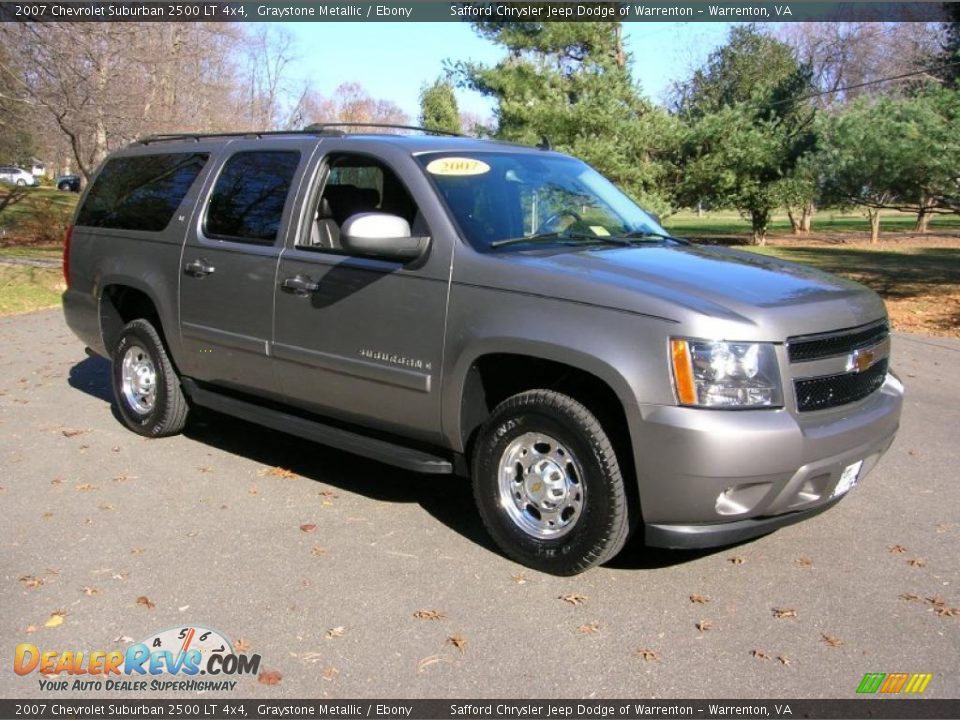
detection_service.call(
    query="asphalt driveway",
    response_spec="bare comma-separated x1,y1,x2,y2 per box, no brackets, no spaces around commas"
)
1,310,958,699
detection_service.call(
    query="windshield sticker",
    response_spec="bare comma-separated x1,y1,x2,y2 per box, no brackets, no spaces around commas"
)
425,157,490,176
589,226,611,236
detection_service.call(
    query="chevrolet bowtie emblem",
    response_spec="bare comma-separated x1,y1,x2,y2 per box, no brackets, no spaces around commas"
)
846,347,876,373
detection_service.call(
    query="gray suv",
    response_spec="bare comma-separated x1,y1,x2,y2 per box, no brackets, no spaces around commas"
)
62,126,903,575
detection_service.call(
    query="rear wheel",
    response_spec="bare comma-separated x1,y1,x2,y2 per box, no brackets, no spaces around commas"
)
111,319,188,437
472,390,631,575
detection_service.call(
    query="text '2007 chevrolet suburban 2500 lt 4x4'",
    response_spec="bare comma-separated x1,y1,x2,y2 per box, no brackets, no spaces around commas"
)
62,124,904,575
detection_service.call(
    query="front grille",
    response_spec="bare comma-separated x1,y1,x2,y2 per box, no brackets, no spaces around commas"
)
788,322,889,362
795,359,888,412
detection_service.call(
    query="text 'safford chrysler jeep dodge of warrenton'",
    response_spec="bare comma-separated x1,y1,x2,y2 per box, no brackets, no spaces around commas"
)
62,125,904,575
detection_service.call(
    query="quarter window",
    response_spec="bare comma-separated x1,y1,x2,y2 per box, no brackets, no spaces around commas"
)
76,153,209,231
205,151,300,243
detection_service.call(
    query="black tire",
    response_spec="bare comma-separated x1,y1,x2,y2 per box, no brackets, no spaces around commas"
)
58,182,69,191
472,390,631,575
111,319,188,437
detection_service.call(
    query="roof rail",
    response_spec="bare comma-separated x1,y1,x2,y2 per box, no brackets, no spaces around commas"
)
135,123,464,145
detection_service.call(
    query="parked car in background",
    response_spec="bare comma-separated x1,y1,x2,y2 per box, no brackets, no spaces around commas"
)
0,166,38,187
56,175,82,192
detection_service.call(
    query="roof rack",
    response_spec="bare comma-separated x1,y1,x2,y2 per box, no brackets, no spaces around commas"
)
136,123,464,145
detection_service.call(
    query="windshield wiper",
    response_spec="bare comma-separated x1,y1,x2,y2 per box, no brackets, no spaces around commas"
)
490,232,632,249
618,231,691,245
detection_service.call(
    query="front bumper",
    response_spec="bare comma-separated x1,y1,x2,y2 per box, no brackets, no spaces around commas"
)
633,372,903,549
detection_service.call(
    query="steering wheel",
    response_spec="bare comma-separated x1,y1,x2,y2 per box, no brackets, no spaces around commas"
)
536,209,583,234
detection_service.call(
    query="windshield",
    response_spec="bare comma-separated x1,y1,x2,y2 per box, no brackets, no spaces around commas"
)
417,152,668,252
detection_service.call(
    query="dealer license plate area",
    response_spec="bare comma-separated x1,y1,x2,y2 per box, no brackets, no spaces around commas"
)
833,460,864,497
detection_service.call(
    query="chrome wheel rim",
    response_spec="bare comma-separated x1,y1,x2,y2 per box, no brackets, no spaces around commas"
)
120,345,157,414
498,432,585,539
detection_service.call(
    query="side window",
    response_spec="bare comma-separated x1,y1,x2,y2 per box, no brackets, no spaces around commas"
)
298,155,420,254
76,153,209,231
205,151,300,244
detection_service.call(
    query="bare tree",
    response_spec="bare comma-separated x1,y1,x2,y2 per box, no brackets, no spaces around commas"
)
298,83,410,130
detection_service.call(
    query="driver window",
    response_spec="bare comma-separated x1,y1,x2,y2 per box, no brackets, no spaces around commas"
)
298,154,421,254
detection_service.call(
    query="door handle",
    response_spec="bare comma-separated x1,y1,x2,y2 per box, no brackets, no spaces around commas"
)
281,274,319,295
184,258,216,277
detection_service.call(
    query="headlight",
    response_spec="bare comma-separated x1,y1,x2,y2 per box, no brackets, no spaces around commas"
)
670,338,783,408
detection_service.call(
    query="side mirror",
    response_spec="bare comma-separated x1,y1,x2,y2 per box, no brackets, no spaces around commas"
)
340,213,429,261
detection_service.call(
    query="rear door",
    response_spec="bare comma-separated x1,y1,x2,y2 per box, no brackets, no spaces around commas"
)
178,141,315,397
271,144,453,443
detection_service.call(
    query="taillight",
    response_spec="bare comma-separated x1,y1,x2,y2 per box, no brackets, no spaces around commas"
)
63,224,73,287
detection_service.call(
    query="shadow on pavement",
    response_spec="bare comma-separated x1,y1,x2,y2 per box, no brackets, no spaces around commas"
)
66,354,738,571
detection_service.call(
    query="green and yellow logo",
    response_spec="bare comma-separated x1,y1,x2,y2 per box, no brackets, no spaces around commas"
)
857,672,933,694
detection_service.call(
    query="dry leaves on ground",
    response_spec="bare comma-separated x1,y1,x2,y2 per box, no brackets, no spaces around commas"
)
75,484,98,492
19,575,44,589
559,593,588,606
821,633,843,647
44,610,66,628
262,467,298,479
689,594,710,604
299,523,317,533
136,595,156,610
447,634,467,653
907,558,927,568
321,666,339,681
901,592,923,602
82,586,99,596
751,649,771,660
413,609,446,620
635,648,660,661
325,626,345,639
258,669,282,685
511,573,528,584
728,556,745,565
796,556,813,568
888,544,907,554
777,656,791,666
310,546,327,557
696,620,713,632
61,428,89,438
772,608,797,619
577,622,600,635
234,638,251,652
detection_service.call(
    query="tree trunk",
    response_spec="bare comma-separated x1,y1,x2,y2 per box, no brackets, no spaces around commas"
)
914,195,935,233
868,208,881,244
787,209,802,235
801,201,814,233
750,209,769,246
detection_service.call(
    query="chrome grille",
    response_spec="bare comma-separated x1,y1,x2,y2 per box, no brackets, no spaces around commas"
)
788,322,889,362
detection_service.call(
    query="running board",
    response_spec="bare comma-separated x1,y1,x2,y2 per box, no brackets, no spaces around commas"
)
181,379,453,474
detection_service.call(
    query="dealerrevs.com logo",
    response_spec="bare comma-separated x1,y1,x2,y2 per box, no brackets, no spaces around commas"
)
14,625,261,692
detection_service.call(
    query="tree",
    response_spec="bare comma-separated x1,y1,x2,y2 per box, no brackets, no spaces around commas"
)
297,83,409,130
0,43,35,165
452,20,678,215
673,26,817,244
419,78,461,134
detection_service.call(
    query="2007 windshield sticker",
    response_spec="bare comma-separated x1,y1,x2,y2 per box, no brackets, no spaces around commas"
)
14,625,261,692
425,157,490,176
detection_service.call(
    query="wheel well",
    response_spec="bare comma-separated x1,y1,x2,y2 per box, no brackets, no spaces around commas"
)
100,285,164,353
461,354,637,489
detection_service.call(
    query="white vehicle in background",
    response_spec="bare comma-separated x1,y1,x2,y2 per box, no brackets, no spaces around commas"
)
0,166,38,187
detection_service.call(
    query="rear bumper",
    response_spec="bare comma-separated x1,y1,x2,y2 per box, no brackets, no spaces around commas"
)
633,373,903,547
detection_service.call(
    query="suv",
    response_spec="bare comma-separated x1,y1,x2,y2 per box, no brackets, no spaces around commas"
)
62,126,903,575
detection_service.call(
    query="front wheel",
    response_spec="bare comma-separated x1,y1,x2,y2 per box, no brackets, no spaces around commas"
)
111,319,188,437
472,390,631,575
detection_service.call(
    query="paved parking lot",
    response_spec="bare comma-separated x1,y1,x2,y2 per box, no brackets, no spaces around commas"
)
1,310,958,699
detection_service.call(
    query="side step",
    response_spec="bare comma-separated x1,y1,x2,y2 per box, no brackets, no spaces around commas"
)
181,379,453,474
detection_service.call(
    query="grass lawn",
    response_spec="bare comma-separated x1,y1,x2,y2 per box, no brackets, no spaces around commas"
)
0,265,64,316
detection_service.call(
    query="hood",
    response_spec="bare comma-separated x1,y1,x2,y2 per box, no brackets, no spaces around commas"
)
469,243,887,340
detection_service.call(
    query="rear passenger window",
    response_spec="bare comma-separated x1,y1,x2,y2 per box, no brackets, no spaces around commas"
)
205,151,300,243
77,153,209,231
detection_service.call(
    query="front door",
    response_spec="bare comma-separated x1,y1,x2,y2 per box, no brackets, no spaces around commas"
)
272,150,451,443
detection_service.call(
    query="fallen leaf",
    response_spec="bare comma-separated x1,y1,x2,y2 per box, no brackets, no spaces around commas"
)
934,606,960,617
907,558,927,568
577,622,600,635
248,486,259,496
130,548,146,555
44,611,66,628
900,592,923,602
136,595,156,610
19,575,45,589
310,546,327,557
888,544,907,554
75,484,98,492
777,655,791,666
821,633,843,647
62,428,89,438
926,594,946,608
321,666,339,681
82,586,99,596
325,626,345,639
413,609,446,620
559,593,588,606
262,467,298,479
416,655,452,673
299,523,317,533
696,620,713,632
45,568,60,576
289,651,324,664
98,504,114,511
796,556,813,568
318,489,338,498
510,573,528,584
113,635,134,644
689,594,710,604
234,638,251,652
772,607,797,619
635,648,659,661
25,625,38,634
728,556,745,565
447,634,467,653
751,649,770,660
197,466,213,474
112,474,135,482
258,669,282,685
50,478,63,486
42,512,54,519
